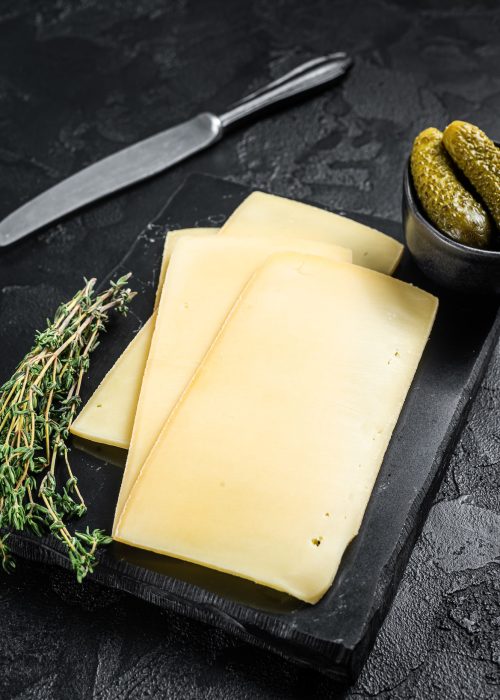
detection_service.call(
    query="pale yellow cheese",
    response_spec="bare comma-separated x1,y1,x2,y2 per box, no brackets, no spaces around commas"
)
71,320,155,449
70,228,218,449
219,191,403,273
114,236,351,519
156,228,220,306
114,253,437,603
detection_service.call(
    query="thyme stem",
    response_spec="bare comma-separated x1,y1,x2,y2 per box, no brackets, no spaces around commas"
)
0,274,135,580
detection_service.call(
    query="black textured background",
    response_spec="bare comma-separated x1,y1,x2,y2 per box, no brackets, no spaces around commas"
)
1,1,500,698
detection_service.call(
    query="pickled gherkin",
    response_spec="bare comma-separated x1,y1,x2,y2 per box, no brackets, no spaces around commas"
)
443,121,500,230
410,128,492,248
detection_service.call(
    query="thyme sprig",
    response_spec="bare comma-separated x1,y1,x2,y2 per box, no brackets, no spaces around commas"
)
0,274,135,581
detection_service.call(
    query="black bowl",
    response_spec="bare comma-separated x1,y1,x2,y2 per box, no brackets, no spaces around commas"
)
403,147,500,296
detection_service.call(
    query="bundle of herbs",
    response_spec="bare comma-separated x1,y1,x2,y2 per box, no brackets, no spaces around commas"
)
0,274,135,581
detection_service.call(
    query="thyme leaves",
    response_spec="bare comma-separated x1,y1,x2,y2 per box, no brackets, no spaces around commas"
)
0,274,135,581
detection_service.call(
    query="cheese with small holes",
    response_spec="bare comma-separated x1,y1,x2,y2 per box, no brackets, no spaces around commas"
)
70,228,218,449
114,253,437,603
70,320,154,450
219,191,403,273
114,235,351,519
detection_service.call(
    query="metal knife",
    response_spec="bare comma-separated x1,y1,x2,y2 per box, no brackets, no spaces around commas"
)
0,52,352,247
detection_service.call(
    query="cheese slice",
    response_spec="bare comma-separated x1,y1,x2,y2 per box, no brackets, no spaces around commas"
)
155,228,220,306
71,320,155,450
70,228,218,449
114,236,351,519
219,191,403,274
114,253,437,603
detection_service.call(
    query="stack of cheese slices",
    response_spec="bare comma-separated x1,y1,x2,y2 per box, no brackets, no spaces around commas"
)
71,192,438,604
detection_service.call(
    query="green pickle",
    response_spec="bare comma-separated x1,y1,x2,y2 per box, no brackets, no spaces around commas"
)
410,127,492,248
443,120,500,230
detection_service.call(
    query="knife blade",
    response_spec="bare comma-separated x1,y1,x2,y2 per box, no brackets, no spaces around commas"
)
0,52,352,247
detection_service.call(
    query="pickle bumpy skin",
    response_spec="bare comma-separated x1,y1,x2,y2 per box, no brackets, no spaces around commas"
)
410,127,492,249
443,120,500,231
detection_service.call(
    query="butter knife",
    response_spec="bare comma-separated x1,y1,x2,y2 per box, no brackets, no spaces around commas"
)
0,52,352,247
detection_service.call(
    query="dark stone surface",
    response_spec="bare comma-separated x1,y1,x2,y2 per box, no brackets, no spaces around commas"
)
0,0,499,698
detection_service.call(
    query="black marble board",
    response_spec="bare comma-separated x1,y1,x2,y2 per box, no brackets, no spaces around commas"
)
2,173,499,683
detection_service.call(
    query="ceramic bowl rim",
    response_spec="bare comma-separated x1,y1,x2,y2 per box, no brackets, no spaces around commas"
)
404,141,500,262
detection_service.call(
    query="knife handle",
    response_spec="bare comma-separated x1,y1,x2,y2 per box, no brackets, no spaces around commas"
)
218,53,353,130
